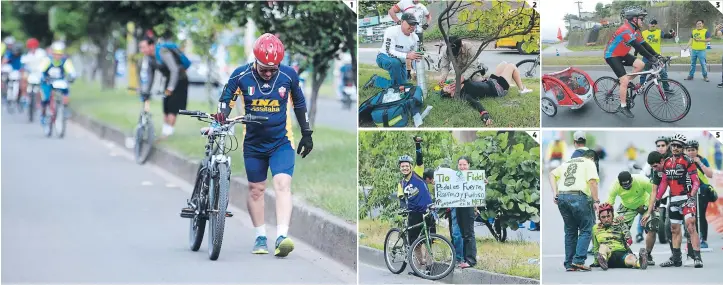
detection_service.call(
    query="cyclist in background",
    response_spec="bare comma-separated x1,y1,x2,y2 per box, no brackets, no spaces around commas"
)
206,33,314,258
38,42,76,126
593,203,648,270
684,140,714,249
21,38,47,100
603,6,664,118
3,37,24,101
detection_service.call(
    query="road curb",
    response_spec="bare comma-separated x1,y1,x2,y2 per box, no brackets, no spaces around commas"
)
542,64,723,72
69,111,357,270
359,245,539,284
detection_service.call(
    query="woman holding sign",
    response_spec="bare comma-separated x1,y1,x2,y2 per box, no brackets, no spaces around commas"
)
455,156,486,269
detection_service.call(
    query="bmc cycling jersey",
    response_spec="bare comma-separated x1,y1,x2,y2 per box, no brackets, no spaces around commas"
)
656,154,699,199
219,63,306,155
604,22,644,59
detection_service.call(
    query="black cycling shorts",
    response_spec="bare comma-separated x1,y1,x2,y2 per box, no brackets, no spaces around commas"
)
605,54,636,78
608,250,630,268
407,211,436,244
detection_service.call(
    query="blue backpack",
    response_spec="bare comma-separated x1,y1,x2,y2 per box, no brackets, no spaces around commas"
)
155,42,191,70
358,83,423,127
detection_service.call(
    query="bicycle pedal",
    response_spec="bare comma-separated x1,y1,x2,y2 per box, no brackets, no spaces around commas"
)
225,211,233,217
180,208,195,218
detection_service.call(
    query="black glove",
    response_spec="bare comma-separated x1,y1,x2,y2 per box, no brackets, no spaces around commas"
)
211,112,226,123
480,111,491,125
297,131,313,158
422,24,429,30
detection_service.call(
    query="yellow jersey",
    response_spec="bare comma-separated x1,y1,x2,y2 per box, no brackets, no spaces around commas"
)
642,29,662,54
691,28,709,50
552,157,599,197
626,147,637,160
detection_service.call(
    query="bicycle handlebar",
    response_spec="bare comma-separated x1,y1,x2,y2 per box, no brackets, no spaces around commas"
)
178,110,269,125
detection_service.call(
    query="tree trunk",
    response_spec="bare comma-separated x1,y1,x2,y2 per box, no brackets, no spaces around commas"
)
308,68,326,129
97,35,117,90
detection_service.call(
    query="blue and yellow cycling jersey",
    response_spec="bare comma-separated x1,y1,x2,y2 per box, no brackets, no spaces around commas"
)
219,63,307,155
397,164,433,213
39,56,76,80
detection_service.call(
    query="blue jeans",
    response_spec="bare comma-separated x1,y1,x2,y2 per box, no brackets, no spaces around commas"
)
557,193,594,268
689,49,708,78
640,57,670,89
374,53,407,89
450,209,464,262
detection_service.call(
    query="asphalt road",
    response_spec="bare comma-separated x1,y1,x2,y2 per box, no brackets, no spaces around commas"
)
541,160,722,284
541,69,723,127
359,41,540,79
0,113,355,284
359,263,439,284
542,42,723,57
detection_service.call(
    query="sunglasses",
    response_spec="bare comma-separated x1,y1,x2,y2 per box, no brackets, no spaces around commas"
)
671,144,683,149
656,144,667,147
258,66,279,74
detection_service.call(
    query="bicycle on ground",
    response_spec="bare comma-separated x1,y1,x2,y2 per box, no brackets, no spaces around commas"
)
178,110,268,260
516,55,540,78
593,56,691,123
384,203,455,280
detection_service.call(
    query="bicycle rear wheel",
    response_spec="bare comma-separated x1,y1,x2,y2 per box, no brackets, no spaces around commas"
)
189,164,207,251
408,233,455,280
55,101,66,138
134,115,155,164
643,79,691,123
593,76,621,113
515,59,538,78
208,163,229,260
27,90,35,123
383,228,408,274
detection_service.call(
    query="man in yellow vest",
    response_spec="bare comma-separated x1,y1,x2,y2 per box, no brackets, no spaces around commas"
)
685,20,712,82
639,19,673,91
716,22,723,88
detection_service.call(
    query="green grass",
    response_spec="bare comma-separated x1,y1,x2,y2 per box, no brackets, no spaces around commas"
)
359,219,540,280
541,44,551,51
543,50,723,66
358,64,540,128
70,80,357,222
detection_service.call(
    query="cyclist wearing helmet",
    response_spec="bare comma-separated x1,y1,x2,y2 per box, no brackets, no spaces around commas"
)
209,33,313,258
684,140,715,249
653,134,703,268
21,38,47,95
2,37,25,88
38,42,76,125
592,203,648,270
605,171,655,262
604,6,664,118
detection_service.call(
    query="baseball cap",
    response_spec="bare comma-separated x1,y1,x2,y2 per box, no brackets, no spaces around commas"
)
401,13,419,25
573,131,586,142
650,19,658,25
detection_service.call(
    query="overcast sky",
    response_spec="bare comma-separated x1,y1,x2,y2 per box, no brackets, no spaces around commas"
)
540,0,613,40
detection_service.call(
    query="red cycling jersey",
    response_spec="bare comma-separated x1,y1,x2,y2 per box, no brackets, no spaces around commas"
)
656,154,699,199
604,22,644,59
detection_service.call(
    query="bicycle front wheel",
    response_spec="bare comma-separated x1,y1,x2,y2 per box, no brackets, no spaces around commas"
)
134,118,155,164
208,163,230,260
408,233,455,280
189,164,207,251
515,59,538,78
593,76,621,113
643,79,691,123
383,228,408,274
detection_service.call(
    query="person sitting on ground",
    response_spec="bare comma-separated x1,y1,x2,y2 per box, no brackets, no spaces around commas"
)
593,203,648,271
439,61,533,126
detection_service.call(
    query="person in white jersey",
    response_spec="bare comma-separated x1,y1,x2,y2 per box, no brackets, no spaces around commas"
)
389,0,431,78
362,13,422,90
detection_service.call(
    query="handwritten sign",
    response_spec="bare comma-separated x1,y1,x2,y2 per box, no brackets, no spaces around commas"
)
434,168,486,208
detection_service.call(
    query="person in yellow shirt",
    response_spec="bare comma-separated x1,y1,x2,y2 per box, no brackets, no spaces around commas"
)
39,41,76,125
549,150,600,271
685,20,712,81
639,19,672,91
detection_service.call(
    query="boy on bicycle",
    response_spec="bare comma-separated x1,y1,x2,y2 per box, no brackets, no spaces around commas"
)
38,42,76,125
603,6,664,118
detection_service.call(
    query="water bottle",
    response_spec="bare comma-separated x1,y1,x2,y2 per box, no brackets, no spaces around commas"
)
415,47,427,96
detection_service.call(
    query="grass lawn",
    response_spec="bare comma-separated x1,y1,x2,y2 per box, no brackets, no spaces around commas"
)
359,219,540,280
542,50,723,66
541,44,551,51
70,79,357,222
358,64,540,128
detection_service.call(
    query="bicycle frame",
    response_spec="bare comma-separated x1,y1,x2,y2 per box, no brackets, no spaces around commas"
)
398,209,436,252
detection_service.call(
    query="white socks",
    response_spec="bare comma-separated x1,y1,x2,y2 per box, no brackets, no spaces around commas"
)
161,123,174,136
255,225,266,238
277,225,289,239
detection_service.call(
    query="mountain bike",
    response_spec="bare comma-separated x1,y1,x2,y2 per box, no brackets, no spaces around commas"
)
4,69,21,114
133,99,155,164
25,72,42,123
420,40,446,72
178,110,268,260
383,204,455,280
43,78,70,138
593,56,691,123
516,55,539,78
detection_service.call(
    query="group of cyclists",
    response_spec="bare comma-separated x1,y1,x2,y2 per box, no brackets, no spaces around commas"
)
1,36,76,127
551,131,717,271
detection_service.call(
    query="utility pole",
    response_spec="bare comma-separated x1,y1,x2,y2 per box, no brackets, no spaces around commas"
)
574,0,584,18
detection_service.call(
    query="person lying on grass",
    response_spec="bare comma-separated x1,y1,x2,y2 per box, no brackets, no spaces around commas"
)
439,61,533,126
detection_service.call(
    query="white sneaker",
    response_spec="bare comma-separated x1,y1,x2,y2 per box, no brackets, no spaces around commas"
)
519,87,533,94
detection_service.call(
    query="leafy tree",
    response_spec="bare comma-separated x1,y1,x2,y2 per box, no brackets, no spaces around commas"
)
2,2,54,45
438,0,538,98
359,0,395,19
594,2,612,20
238,1,356,127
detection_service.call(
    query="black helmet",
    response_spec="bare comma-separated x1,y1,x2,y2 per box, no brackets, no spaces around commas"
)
655,136,669,144
622,6,648,20
687,140,699,149
618,171,633,189
398,155,413,165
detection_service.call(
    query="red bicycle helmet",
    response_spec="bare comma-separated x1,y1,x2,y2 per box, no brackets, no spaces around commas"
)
598,203,614,216
253,33,285,67
26,38,39,49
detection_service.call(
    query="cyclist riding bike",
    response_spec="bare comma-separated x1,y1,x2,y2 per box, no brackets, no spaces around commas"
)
38,42,76,126
593,203,648,270
3,37,25,98
206,33,313,258
605,171,654,261
652,134,703,268
603,6,665,118
21,38,47,94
